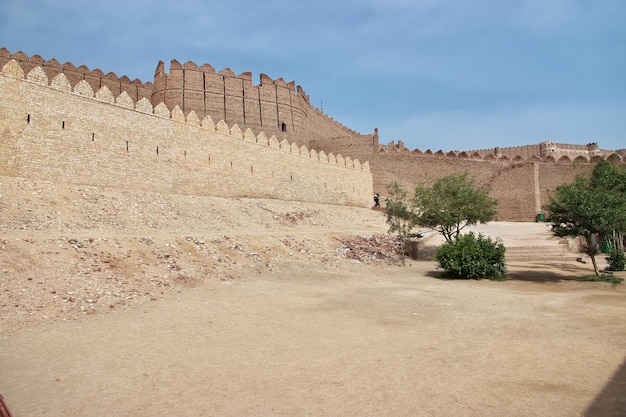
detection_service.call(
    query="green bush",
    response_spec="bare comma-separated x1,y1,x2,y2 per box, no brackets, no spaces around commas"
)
606,249,626,271
435,232,507,280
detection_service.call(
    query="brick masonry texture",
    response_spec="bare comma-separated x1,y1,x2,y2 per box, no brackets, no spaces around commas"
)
0,59,372,208
312,132,624,221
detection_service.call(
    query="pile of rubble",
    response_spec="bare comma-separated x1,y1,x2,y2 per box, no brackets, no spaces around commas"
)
336,234,403,264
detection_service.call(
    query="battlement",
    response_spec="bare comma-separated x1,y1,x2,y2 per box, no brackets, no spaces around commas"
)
149,55,356,148
0,58,372,207
379,140,624,164
4,60,367,169
153,59,308,99
0,48,154,104
1,47,358,151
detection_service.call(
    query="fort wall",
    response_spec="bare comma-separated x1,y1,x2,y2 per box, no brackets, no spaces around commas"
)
467,144,542,160
464,141,624,162
2,47,624,221
315,135,622,221
309,129,379,164
0,48,359,151
0,60,372,207
372,154,597,221
151,59,358,149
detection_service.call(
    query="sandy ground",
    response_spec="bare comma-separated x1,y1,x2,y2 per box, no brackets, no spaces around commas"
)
1,176,625,417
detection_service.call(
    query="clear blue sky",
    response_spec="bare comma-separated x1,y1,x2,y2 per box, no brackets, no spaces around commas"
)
1,0,624,152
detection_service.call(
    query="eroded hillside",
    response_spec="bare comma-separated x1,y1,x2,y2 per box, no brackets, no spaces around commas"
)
0,176,394,331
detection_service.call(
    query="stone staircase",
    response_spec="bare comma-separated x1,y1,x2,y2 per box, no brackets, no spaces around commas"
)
504,239,573,262
465,222,579,263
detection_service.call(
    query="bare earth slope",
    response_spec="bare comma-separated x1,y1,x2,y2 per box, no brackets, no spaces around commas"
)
1,176,625,417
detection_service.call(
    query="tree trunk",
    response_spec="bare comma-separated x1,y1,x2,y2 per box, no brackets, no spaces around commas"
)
590,252,599,276
586,235,599,276
613,231,624,253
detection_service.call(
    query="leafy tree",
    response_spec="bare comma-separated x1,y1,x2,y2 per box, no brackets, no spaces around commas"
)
591,160,626,268
413,172,498,242
384,181,418,265
385,181,418,240
384,174,499,268
543,159,626,275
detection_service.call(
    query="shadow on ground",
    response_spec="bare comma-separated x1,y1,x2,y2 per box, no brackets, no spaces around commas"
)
584,358,626,417
505,262,591,283
421,261,604,284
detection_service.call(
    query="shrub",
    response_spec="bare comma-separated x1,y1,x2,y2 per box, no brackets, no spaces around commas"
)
605,249,626,271
435,232,507,280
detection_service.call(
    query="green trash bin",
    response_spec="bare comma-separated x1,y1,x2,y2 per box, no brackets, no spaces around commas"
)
600,241,611,254
536,213,545,222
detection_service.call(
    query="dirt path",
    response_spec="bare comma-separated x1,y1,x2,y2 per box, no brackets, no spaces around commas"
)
1,176,625,416
2,259,625,417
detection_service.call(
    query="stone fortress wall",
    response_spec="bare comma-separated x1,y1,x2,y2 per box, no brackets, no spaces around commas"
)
1,47,624,220
151,60,358,149
313,132,625,222
0,48,357,151
0,49,372,207
383,139,625,163
466,141,621,162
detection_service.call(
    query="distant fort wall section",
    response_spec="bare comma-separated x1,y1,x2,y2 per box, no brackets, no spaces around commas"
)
316,134,623,222
386,140,624,163
465,141,617,161
373,153,595,221
0,59,372,207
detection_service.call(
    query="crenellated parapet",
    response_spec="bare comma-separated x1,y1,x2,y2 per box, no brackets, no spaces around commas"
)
378,140,624,164
152,59,310,141
2,47,362,154
0,47,153,105
151,58,358,149
0,58,372,207
1,59,368,172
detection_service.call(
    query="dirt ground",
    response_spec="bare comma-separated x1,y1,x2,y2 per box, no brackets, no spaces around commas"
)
1,176,625,417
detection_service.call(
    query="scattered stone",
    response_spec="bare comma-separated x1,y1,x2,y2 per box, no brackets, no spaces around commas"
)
0,176,392,332
336,234,403,264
